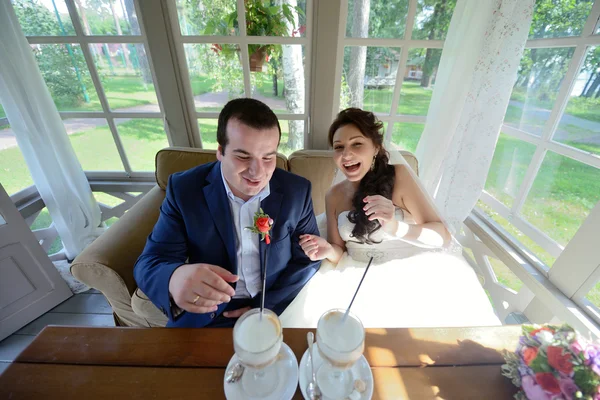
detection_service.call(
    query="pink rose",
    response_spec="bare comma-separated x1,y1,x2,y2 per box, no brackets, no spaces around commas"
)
522,376,551,400
559,378,578,400
570,340,584,354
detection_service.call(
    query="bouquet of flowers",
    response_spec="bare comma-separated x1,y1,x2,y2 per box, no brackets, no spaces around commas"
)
502,324,600,400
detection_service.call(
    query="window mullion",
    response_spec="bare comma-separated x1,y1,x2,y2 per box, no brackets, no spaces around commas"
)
310,0,345,149
106,117,133,175
388,0,415,122
236,0,252,97
137,0,199,147
509,146,546,217
539,45,588,143
581,0,600,36
63,0,112,116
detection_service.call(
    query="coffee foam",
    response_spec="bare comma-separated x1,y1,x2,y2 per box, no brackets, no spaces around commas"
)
319,311,363,352
317,311,364,367
235,312,280,352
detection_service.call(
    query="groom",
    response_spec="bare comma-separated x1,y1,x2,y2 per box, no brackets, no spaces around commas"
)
134,98,321,327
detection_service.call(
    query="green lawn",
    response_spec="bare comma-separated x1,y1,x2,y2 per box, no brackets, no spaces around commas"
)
391,122,424,153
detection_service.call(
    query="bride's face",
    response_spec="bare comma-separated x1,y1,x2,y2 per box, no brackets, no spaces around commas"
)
332,124,379,182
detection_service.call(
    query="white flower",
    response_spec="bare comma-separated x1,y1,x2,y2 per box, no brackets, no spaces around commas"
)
537,330,554,345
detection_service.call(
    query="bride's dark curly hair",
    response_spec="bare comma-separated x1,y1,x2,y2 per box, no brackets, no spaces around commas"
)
328,108,396,244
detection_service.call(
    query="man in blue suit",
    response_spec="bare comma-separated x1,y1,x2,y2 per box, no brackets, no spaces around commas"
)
134,98,321,327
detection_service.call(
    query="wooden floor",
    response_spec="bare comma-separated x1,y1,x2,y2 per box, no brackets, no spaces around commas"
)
0,289,115,375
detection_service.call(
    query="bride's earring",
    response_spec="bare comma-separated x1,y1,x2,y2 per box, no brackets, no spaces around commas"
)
370,156,376,171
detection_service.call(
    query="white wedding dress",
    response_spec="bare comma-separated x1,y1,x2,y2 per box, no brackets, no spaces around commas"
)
280,209,501,328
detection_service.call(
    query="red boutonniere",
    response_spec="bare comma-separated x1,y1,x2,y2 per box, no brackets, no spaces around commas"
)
246,208,274,244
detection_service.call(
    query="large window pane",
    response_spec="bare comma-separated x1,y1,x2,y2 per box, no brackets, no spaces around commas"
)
390,122,424,153
74,0,139,35
185,44,245,112
68,120,124,171
251,44,305,114
484,133,537,209
341,46,401,115
397,48,441,115
35,44,101,111
346,0,408,39
198,119,219,150
521,152,600,248
0,125,35,196
505,48,575,136
93,43,159,112
12,0,75,36
412,0,457,40
279,120,304,156
477,201,556,268
528,0,593,39
554,46,600,156
176,0,237,36
115,119,169,171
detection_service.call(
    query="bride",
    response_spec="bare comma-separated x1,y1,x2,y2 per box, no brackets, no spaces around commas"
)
279,108,500,328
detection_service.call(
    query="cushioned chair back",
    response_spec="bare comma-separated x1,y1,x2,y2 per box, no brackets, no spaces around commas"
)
155,147,288,190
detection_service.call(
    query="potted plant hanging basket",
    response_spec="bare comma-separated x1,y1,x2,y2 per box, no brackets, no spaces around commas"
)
249,46,267,72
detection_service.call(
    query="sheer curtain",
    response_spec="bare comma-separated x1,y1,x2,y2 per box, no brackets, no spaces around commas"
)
415,0,535,230
0,1,103,260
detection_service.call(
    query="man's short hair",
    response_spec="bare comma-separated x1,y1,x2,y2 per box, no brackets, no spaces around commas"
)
217,98,282,154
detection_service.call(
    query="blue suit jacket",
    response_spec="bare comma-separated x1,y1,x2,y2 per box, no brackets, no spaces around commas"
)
133,161,321,327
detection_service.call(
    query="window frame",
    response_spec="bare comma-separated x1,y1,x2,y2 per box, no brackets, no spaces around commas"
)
13,0,169,179
163,0,313,150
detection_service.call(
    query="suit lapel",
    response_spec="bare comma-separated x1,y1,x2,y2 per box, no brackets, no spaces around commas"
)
259,177,283,278
203,162,237,274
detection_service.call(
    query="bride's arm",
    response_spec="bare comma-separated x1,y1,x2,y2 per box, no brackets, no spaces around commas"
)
299,187,346,264
391,164,451,247
323,189,346,264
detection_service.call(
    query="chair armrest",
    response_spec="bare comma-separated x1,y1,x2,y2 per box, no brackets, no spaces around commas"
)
71,186,165,302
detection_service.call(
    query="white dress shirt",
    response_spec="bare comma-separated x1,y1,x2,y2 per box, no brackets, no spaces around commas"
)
220,165,270,298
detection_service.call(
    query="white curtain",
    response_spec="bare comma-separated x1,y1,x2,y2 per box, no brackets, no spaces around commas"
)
0,1,103,260
415,0,534,230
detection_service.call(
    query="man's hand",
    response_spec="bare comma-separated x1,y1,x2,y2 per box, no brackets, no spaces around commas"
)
169,263,238,314
223,307,251,318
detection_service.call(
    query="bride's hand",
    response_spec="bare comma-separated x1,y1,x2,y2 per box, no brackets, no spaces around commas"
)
363,195,396,227
299,234,332,261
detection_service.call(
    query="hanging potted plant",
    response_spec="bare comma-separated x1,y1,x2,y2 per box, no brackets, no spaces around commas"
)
205,0,304,72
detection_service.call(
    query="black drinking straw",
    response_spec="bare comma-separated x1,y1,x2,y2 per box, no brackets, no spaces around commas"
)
260,242,269,320
342,256,374,323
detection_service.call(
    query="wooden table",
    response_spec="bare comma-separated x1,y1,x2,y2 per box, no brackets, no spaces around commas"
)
0,325,520,399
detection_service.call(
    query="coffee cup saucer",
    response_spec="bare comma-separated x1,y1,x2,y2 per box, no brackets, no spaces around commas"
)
299,347,373,400
224,342,298,400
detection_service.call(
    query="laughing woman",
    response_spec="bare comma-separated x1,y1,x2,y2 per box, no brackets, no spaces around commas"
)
279,108,500,329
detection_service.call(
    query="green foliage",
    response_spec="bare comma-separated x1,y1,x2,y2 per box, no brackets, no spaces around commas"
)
35,44,93,108
412,0,457,40
574,368,600,396
529,352,551,373
529,0,593,39
206,0,301,57
13,0,75,35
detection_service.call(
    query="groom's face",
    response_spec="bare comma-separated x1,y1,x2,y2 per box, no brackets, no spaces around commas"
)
217,118,279,201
